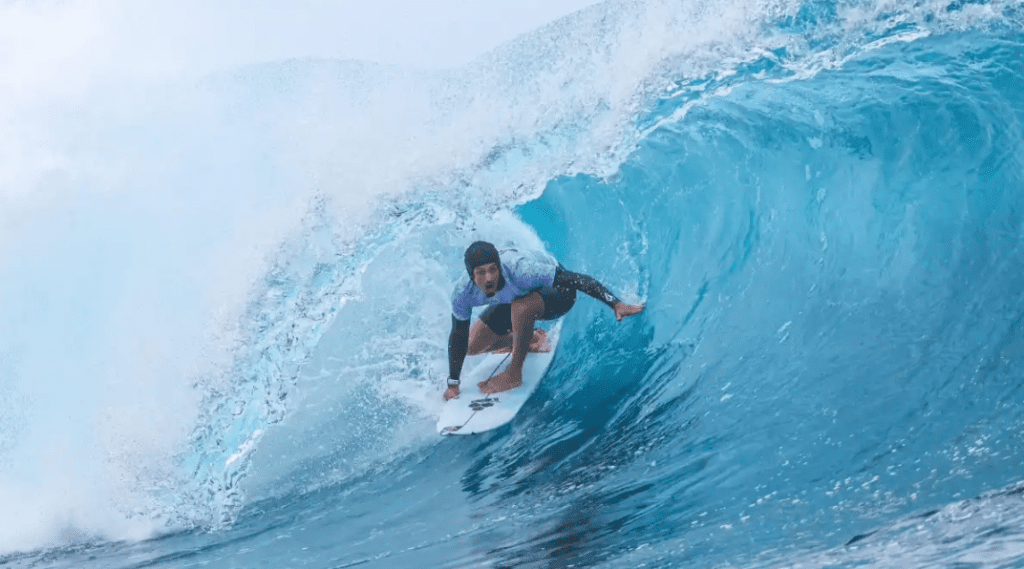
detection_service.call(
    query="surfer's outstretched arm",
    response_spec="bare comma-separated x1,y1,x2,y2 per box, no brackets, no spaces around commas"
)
446,316,471,400
553,267,645,321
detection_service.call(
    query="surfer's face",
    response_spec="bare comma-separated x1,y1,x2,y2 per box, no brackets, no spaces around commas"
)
472,262,501,297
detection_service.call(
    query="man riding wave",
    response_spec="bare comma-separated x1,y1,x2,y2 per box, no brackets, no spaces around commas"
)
444,241,644,401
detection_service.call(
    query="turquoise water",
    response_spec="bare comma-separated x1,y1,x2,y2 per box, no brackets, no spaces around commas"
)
2,1,1024,568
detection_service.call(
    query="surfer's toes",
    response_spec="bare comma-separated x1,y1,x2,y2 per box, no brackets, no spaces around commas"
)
479,370,523,394
482,381,519,395
529,329,551,353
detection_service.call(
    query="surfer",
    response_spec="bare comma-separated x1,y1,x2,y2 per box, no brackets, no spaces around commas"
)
444,241,644,401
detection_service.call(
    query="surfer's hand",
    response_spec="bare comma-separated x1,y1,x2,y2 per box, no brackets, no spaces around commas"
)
444,385,460,401
614,302,645,321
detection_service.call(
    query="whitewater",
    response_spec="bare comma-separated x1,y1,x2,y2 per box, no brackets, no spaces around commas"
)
1,0,1023,567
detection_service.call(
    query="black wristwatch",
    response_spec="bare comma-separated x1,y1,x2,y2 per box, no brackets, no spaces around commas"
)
447,377,460,387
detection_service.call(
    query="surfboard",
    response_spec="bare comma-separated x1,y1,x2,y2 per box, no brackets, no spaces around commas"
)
436,322,560,436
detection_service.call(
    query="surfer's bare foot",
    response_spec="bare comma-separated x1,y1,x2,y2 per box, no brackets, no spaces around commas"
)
531,329,551,352
491,329,550,354
479,367,523,394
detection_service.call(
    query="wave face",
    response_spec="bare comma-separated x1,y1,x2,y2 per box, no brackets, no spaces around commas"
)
2,0,1024,568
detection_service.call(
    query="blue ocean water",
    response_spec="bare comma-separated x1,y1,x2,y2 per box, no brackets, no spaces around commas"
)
2,0,1024,568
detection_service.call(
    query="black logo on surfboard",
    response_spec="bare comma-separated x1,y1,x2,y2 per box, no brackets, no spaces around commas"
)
469,398,498,411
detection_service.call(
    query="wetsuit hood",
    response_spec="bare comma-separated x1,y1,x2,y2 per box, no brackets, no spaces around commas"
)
464,241,501,276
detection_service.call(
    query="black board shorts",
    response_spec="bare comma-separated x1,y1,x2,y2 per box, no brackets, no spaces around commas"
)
479,285,576,335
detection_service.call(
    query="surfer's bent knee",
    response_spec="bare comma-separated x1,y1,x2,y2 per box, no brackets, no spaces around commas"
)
511,292,545,319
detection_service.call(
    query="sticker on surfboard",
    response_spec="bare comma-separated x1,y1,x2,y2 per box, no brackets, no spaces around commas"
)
436,323,559,436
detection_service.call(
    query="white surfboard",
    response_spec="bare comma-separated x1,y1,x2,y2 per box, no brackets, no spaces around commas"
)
437,323,560,436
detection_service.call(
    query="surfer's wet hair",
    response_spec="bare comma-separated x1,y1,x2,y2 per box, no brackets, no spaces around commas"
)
464,241,500,276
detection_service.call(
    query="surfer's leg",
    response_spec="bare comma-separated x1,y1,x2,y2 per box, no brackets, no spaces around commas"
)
467,319,503,355
507,292,545,370
467,305,512,355
480,292,544,394
469,304,548,355
490,328,550,354
488,286,570,355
